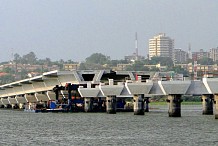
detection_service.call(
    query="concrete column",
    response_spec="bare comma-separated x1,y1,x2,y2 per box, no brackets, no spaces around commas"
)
133,94,144,115
202,94,213,115
144,97,150,112
84,97,93,112
106,96,116,114
19,103,24,109
167,94,182,117
98,98,103,112
214,95,218,119
11,104,15,109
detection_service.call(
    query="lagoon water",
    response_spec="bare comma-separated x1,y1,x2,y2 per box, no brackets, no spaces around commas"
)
0,105,218,146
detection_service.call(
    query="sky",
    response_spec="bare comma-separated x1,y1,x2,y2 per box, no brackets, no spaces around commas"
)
0,0,217,62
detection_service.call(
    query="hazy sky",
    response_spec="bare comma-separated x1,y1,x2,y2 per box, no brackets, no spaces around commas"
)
0,0,217,62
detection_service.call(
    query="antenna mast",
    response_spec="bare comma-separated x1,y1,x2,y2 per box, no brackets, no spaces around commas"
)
11,48,14,64
135,32,138,59
188,43,192,59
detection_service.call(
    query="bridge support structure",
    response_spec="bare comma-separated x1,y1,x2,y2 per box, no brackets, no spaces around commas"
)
84,97,94,112
19,103,24,109
144,97,150,112
106,96,116,114
167,94,182,117
98,97,104,112
133,94,144,115
213,95,218,119
202,94,213,115
11,104,17,109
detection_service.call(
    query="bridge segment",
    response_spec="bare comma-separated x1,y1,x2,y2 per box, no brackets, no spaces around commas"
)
1,70,218,119
0,70,147,109
79,78,218,118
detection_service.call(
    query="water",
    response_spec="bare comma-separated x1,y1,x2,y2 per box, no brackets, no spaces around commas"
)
0,105,218,146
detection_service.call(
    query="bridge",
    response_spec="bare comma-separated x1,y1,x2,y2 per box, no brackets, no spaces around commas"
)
0,70,218,119
0,70,150,110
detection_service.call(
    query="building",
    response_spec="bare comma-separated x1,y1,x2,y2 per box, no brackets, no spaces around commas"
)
151,71,184,81
209,47,218,62
175,63,218,78
0,63,59,73
149,33,174,60
124,54,145,62
115,64,132,71
192,49,209,61
0,72,8,77
63,64,79,71
174,49,188,63
144,63,167,72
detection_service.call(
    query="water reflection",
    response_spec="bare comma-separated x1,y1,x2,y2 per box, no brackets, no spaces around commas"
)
0,105,217,146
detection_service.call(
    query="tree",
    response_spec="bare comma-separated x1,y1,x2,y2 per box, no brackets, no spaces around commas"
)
198,57,213,65
66,59,77,64
79,63,87,70
22,52,37,64
13,53,21,64
85,53,110,65
0,74,15,84
2,67,15,74
172,66,189,76
150,67,159,71
107,59,129,67
126,61,149,71
185,58,193,64
19,69,28,79
45,58,52,66
150,57,173,67
108,60,120,67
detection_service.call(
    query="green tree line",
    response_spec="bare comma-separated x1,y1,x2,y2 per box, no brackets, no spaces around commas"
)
1,51,217,84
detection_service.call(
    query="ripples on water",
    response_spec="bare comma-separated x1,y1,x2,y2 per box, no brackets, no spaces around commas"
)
0,105,218,146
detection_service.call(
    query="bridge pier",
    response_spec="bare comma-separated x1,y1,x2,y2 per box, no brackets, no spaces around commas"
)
3,104,7,108
106,96,116,114
84,97,94,112
144,97,150,112
202,94,213,115
19,103,24,109
214,95,218,119
167,94,182,117
98,97,104,112
11,104,17,109
133,94,144,115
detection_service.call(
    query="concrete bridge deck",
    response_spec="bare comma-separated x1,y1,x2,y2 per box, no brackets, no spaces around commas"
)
0,70,150,107
0,70,218,118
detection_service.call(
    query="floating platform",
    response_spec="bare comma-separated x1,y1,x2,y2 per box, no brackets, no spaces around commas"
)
24,108,70,113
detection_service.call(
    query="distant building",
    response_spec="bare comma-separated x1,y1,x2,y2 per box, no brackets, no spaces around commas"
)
124,53,145,62
0,72,8,77
175,63,218,75
63,64,79,71
192,49,209,61
152,71,184,81
0,63,59,73
174,49,188,63
116,64,132,71
149,33,174,60
209,47,218,62
144,63,167,72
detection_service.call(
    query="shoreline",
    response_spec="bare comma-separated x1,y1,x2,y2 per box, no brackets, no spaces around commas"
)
150,101,202,105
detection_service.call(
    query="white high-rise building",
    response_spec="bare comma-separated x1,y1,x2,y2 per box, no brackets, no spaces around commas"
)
209,47,218,62
149,33,174,60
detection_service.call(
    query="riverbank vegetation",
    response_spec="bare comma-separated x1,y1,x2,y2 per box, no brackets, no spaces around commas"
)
1,51,217,85
149,95,202,105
